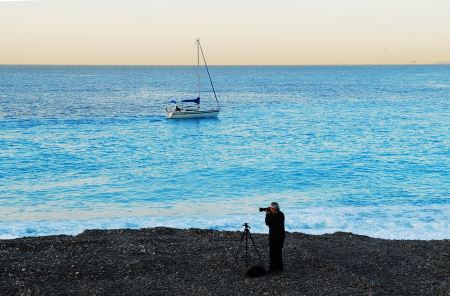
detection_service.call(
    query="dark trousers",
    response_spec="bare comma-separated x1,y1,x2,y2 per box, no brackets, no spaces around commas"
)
269,239,284,271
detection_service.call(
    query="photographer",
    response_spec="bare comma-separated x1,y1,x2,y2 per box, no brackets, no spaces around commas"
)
265,202,285,272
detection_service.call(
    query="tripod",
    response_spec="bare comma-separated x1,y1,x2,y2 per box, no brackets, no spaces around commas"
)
236,223,264,268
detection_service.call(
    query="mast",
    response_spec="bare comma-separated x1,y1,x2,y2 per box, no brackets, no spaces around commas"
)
198,40,220,109
196,39,200,98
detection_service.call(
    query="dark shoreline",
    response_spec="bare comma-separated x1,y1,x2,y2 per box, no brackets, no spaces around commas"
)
1,227,449,296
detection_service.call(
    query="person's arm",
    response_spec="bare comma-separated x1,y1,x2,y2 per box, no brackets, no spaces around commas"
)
281,212,285,233
265,212,272,226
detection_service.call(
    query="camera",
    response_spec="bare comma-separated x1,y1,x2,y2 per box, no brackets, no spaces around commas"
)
259,207,270,212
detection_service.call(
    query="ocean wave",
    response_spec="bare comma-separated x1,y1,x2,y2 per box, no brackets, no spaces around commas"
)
1,203,448,240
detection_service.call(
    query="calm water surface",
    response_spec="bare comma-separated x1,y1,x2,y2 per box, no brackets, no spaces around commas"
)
0,65,449,239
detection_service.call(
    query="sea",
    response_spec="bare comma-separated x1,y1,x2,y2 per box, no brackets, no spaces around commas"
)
0,65,449,240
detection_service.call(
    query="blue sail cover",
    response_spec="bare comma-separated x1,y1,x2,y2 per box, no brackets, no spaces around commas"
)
181,97,200,104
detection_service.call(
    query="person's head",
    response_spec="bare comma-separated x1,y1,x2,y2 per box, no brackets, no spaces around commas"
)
270,202,280,214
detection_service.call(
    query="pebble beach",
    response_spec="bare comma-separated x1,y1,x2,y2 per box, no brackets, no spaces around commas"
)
1,227,449,295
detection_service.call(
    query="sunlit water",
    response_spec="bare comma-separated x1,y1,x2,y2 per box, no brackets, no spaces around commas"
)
1,65,449,239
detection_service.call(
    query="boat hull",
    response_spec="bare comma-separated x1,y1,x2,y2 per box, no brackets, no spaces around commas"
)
166,109,220,119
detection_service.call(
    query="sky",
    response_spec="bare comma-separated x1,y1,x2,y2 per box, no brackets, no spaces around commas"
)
1,0,450,65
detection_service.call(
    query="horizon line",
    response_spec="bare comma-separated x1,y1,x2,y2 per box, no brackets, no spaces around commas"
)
1,62,450,67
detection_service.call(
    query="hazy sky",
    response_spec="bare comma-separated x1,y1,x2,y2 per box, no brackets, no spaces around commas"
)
1,0,450,65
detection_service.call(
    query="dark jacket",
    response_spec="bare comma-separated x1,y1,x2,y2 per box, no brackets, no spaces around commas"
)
265,211,285,244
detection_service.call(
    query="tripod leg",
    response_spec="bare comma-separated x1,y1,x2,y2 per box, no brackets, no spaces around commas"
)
248,231,264,266
245,230,249,268
235,230,247,261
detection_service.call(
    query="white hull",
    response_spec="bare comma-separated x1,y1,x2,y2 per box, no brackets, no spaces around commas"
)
166,109,220,119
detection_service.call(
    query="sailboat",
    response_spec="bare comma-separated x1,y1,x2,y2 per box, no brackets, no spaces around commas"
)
165,39,221,119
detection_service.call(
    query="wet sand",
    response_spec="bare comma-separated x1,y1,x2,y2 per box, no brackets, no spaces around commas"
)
0,227,449,295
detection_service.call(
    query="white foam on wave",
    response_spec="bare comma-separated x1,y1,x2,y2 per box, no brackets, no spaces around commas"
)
1,203,449,240
1,191,448,240
284,204,450,240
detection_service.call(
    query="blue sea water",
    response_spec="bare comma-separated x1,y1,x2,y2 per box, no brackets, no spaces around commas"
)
0,65,449,239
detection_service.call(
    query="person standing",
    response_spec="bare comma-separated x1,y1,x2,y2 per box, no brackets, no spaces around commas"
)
265,202,285,272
